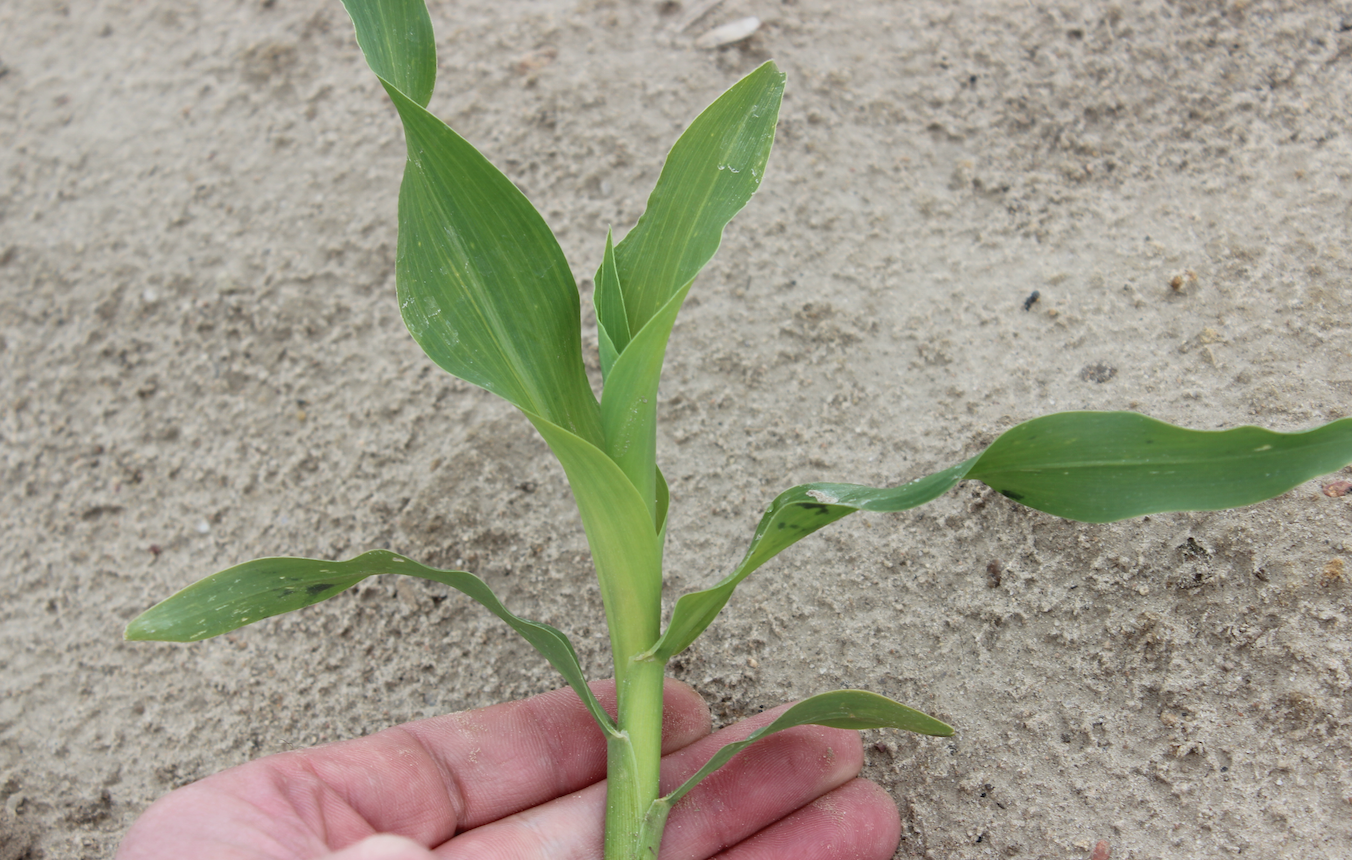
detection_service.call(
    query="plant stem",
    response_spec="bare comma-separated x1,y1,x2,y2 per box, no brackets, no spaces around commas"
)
604,655,667,859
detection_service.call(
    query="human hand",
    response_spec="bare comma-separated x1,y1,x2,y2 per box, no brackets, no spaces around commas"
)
117,679,901,859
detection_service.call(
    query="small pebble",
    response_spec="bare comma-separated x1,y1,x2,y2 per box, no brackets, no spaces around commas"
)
1322,480,1351,498
695,16,760,49
1090,840,1111,860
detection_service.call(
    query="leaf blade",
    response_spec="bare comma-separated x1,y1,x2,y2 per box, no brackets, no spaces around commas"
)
339,0,435,108
969,412,1352,523
126,550,617,735
599,282,694,526
649,459,974,660
343,0,601,445
390,88,602,444
595,228,630,380
661,690,952,807
612,61,785,335
653,413,1352,660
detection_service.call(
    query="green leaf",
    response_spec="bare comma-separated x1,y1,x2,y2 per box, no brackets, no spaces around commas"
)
595,229,628,383
529,416,664,670
651,412,1352,660
648,460,975,661
660,690,952,807
968,411,1352,522
338,0,434,108
599,282,694,526
610,61,785,338
125,549,616,735
656,465,671,548
342,0,602,445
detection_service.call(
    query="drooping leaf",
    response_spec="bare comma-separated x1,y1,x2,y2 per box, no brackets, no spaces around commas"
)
340,0,602,446
660,690,951,807
647,460,975,661
609,61,785,341
650,412,1352,661
125,550,616,735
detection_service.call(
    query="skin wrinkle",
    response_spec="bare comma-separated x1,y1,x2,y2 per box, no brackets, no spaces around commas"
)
385,726,470,840
654,721,865,860
297,728,454,843
519,685,598,814
396,681,709,839
713,781,895,860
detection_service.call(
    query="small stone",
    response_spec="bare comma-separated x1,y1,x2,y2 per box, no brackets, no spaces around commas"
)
1321,480,1351,498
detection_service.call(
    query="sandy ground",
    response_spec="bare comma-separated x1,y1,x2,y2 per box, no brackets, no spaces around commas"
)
3,0,1352,857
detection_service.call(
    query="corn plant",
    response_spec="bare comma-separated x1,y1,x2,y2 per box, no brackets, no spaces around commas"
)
125,1,1352,857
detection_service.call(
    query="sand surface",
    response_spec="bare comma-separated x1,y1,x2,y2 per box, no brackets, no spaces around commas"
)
3,1,1352,857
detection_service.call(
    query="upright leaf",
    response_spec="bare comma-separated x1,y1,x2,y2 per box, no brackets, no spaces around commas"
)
594,229,628,383
340,0,434,107
650,412,1352,661
529,417,664,672
126,550,617,735
608,61,785,343
596,63,784,525
341,0,602,445
600,282,694,526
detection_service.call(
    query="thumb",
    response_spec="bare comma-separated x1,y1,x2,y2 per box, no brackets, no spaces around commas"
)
324,834,436,860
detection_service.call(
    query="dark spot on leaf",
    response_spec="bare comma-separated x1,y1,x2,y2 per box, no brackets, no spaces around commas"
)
800,503,831,515
278,588,295,597
999,490,1024,502
306,583,335,596
776,522,787,530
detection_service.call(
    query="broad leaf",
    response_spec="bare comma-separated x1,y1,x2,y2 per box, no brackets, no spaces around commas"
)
661,690,951,807
609,61,785,341
126,550,616,735
651,412,1352,661
341,0,603,445
969,411,1352,522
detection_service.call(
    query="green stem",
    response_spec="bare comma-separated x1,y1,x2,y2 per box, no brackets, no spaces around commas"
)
604,656,667,859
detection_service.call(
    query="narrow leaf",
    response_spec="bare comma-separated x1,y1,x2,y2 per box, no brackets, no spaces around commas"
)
652,413,1352,661
600,282,694,526
648,460,974,660
126,550,616,735
661,691,952,807
611,61,785,335
594,228,629,380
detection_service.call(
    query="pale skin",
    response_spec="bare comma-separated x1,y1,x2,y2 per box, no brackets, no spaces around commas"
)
117,679,903,860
